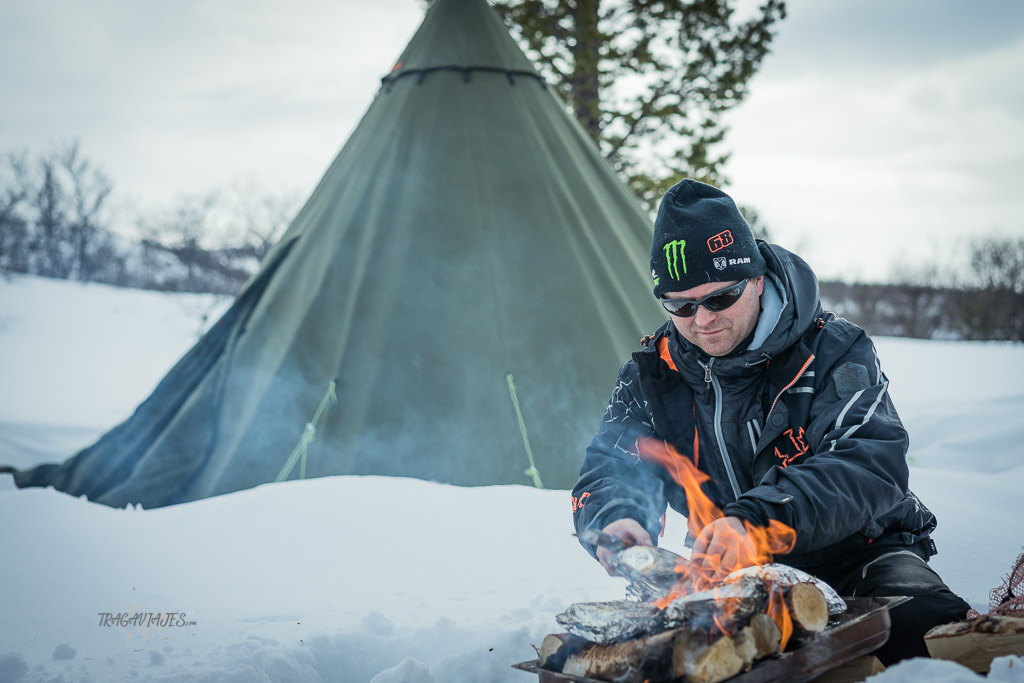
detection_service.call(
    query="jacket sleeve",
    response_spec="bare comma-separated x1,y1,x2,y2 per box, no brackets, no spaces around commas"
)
572,359,670,558
723,326,911,555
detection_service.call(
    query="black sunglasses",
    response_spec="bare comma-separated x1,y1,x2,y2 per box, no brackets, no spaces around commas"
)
659,279,749,318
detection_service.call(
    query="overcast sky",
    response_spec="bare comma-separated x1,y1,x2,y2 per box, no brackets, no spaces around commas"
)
2,0,1022,281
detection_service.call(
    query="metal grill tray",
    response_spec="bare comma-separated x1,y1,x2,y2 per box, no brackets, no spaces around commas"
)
513,596,910,683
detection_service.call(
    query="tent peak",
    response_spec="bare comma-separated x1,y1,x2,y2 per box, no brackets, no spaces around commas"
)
391,0,537,77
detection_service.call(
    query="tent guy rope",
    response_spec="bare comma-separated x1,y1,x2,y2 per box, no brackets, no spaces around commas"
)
275,379,338,482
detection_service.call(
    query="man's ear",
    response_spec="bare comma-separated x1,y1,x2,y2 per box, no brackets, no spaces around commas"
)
755,275,765,296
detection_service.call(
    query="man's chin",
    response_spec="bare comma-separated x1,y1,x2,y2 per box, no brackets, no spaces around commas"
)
697,331,737,357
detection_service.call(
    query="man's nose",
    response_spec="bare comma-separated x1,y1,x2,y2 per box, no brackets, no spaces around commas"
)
693,305,718,327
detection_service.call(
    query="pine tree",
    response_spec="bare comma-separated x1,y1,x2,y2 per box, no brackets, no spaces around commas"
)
493,0,786,207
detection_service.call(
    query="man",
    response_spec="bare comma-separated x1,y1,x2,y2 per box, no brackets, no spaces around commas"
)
572,179,970,664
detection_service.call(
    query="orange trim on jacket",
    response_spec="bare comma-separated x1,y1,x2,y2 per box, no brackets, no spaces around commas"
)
765,354,815,425
656,336,678,372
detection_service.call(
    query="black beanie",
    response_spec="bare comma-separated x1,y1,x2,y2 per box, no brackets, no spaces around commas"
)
650,179,766,298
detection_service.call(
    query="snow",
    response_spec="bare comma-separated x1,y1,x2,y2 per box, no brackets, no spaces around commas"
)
0,272,1022,683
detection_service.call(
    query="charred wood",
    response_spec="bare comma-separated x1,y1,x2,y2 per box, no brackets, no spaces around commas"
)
561,626,680,682
537,633,589,671
671,613,782,683
559,617,782,683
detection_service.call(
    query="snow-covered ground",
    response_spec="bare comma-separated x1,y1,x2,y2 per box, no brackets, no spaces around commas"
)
0,273,1022,683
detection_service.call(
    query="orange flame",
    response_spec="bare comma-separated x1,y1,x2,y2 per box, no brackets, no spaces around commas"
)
637,437,798,648
768,586,795,649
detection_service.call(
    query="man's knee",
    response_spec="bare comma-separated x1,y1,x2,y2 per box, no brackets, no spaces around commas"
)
851,550,971,665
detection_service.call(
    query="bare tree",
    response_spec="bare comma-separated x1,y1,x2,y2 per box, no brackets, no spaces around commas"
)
238,189,300,261
885,263,952,339
3,141,299,294
952,235,1024,341
0,151,32,274
60,141,113,281
0,141,117,280
32,156,71,278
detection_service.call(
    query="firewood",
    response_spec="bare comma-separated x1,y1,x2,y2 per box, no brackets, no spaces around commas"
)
726,563,847,615
561,626,680,682
610,544,694,602
669,613,781,683
560,618,777,683
672,630,745,683
661,575,769,631
924,615,1024,673
733,612,782,668
537,633,590,671
786,582,830,635
556,599,664,644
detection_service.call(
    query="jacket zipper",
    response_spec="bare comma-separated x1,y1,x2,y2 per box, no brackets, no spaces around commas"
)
764,354,816,427
702,358,742,500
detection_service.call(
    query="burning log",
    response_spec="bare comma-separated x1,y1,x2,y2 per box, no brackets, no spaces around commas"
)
672,616,782,683
666,615,783,683
785,581,830,635
518,598,906,683
661,576,769,630
555,576,773,644
726,563,847,615
559,615,784,683
734,612,783,664
550,577,829,682
610,544,693,602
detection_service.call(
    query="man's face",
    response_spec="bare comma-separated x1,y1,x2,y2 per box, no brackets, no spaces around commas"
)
663,276,764,357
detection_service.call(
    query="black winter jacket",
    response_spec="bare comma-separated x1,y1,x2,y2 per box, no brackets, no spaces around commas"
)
572,243,937,570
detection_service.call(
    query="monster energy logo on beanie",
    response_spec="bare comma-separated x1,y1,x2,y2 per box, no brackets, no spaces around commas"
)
663,240,687,280
650,179,767,298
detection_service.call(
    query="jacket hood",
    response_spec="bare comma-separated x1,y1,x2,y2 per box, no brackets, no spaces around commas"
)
753,241,820,359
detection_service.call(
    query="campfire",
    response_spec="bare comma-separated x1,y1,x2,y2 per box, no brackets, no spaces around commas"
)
528,439,851,683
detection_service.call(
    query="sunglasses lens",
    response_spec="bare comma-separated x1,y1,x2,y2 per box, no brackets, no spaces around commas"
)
660,281,747,317
703,289,743,312
663,300,697,317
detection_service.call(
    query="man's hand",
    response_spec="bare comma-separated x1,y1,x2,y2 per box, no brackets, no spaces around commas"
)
691,516,757,578
596,519,653,576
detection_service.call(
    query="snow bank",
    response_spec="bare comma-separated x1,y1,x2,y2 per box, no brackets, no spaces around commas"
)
0,274,229,430
1,274,1022,682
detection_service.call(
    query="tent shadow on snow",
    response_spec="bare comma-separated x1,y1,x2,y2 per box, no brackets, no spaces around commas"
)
11,0,665,508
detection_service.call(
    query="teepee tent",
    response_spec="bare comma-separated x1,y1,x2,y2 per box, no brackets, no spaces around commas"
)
13,0,665,507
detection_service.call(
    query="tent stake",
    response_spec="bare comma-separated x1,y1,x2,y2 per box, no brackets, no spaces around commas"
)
506,372,544,489
275,379,338,483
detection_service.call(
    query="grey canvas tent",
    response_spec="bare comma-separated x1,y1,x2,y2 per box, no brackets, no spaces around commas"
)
12,0,665,507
